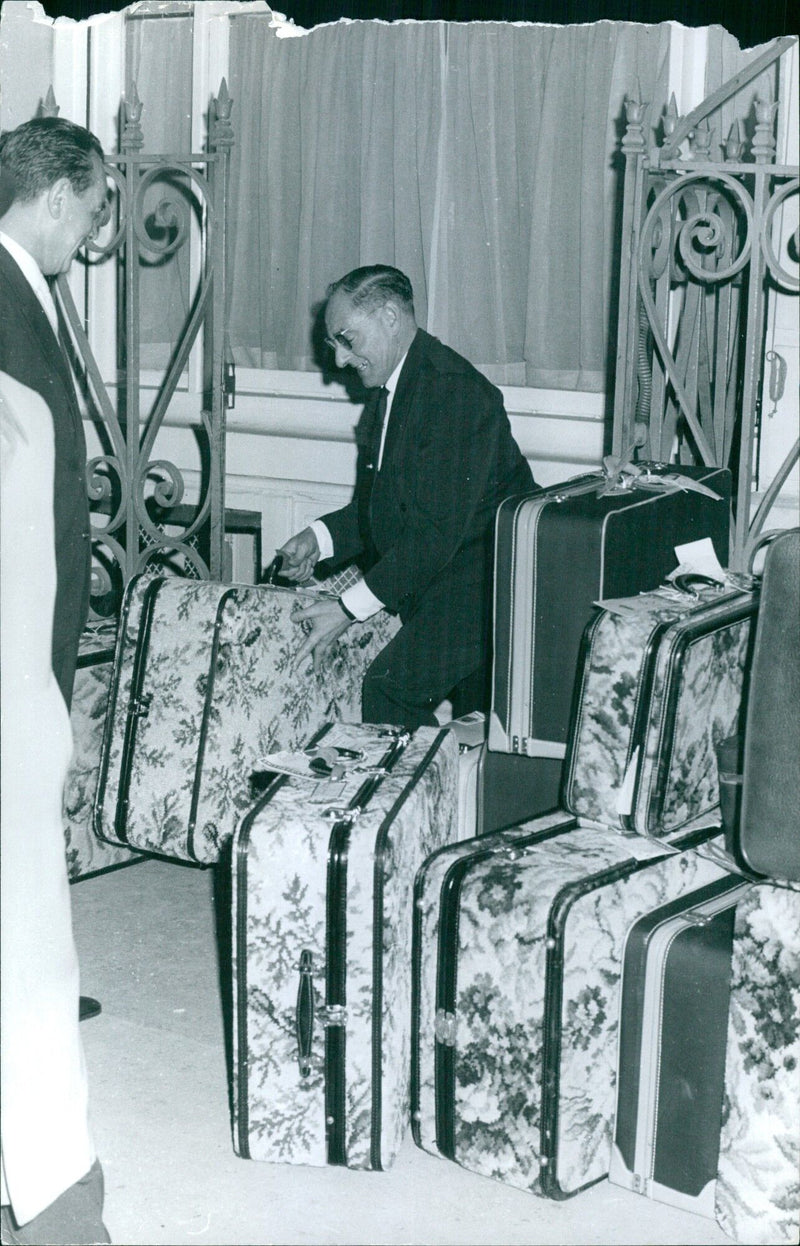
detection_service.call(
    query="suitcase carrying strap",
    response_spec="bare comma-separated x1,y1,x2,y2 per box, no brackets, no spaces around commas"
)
101,575,165,845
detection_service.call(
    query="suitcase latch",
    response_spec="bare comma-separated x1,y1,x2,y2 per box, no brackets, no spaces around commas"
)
131,693,152,720
434,1009,457,1047
682,910,714,927
321,807,363,825
320,1005,347,1028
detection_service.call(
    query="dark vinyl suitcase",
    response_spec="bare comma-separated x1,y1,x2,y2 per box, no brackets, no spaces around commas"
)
715,882,800,1245
734,528,800,881
609,874,751,1216
94,574,398,862
562,583,758,838
232,721,459,1171
488,464,730,760
411,815,730,1198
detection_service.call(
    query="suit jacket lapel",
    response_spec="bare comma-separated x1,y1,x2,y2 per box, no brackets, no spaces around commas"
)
1,247,82,424
380,329,428,470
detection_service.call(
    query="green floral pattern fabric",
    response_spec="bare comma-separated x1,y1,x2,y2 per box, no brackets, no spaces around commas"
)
231,723,458,1170
565,592,754,836
414,819,728,1198
95,577,399,861
715,883,800,1245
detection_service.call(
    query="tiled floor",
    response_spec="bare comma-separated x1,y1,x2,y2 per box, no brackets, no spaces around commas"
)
71,859,738,1246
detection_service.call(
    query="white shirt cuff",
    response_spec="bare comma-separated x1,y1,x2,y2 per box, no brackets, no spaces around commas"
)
310,520,334,562
341,579,385,622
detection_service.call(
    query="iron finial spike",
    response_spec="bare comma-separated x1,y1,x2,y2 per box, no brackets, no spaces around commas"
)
42,85,59,118
724,119,744,162
122,81,144,152
211,79,234,150
664,92,679,134
216,78,232,114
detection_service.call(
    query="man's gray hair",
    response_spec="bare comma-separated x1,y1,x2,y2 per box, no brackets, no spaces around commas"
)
328,265,415,316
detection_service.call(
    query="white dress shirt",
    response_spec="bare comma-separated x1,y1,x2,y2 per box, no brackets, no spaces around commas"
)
312,350,408,621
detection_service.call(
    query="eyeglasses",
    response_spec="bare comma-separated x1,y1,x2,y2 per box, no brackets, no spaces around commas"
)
324,327,357,353
324,304,382,354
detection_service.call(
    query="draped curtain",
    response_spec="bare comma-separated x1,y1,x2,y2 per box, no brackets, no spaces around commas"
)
227,17,672,388
125,13,194,370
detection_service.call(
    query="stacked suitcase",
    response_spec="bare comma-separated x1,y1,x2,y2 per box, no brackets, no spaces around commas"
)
410,565,760,1201
608,529,800,1244
97,474,795,1241
483,462,731,830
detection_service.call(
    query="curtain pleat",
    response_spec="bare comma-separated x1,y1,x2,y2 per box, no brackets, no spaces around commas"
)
126,15,194,370
226,18,674,389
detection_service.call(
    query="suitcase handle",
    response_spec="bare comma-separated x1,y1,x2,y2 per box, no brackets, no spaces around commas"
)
296,950,315,1079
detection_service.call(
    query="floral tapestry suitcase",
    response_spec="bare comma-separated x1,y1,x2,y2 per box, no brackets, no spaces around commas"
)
94,574,399,862
715,882,800,1245
562,584,758,838
411,816,729,1199
609,874,751,1216
231,722,459,1171
64,625,142,880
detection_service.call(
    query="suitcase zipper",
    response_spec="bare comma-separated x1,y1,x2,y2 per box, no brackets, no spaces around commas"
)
112,575,164,844
325,730,409,1167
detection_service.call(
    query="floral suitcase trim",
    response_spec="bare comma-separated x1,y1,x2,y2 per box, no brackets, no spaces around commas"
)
714,883,800,1245
232,723,459,1171
563,588,757,838
412,818,729,1199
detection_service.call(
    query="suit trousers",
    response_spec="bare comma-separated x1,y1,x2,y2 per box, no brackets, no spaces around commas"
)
361,568,489,730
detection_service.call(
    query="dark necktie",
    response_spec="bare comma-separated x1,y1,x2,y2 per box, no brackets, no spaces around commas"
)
370,387,389,473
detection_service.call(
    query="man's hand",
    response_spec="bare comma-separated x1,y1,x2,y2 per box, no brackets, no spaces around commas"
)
293,598,353,672
275,527,320,583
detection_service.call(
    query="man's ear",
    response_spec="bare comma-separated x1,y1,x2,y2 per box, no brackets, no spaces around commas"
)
46,176,72,221
380,299,400,332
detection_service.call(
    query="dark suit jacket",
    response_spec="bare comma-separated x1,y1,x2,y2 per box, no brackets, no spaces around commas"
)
0,243,91,709
322,328,534,640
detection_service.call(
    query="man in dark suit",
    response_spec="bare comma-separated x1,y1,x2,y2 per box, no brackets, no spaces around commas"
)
278,265,534,730
0,116,108,712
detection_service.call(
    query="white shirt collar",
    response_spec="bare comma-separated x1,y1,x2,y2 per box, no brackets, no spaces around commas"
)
0,231,59,338
383,349,408,412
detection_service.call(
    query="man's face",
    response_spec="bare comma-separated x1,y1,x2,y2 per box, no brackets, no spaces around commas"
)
324,290,400,390
43,155,109,276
